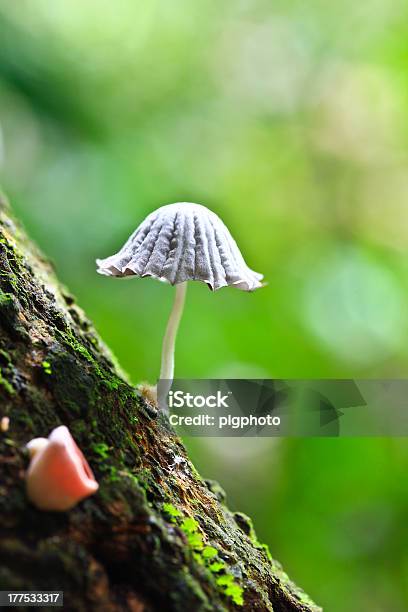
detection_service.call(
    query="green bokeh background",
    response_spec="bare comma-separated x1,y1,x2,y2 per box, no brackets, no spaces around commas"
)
0,2,407,610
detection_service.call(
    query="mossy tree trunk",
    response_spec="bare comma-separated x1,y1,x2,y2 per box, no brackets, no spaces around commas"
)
0,193,321,612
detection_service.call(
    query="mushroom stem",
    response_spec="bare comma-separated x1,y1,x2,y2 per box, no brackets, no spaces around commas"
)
160,282,187,382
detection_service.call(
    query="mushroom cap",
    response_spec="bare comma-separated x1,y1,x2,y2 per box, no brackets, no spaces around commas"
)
96,202,263,291
26,425,98,511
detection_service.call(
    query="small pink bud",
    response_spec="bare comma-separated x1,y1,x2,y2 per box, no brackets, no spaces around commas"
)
26,425,99,511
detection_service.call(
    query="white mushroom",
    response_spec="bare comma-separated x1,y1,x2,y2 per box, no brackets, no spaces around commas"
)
97,202,263,386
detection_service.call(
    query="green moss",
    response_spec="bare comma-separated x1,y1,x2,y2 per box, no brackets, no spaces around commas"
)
91,442,110,459
0,349,11,364
208,561,225,573
107,465,120,482
180,517,199,534
0,369,14,395
58,329,128,395
58,329,103,377
102,377,120,391
71,340,92,362
163,503,182,522
0,289,13,307
170,510,244,604
175,511,244,605
202,546,217,560
216,575,234,586
192,552,204,566
0,269,19,292
177,517,204,550
41,360,52,375
217,575,244,606
3,437,17,447
216,574,244,606
186,532,204,551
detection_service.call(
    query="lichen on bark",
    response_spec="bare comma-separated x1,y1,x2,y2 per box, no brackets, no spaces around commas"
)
0,192,322,611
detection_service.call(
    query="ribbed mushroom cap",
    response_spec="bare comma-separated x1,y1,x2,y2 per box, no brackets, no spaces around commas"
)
96,202,263,291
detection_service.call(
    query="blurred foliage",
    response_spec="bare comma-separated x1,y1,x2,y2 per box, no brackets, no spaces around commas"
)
0,2,407,610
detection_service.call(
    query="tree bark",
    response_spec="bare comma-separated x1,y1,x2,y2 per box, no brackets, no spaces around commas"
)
0,192,321,612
